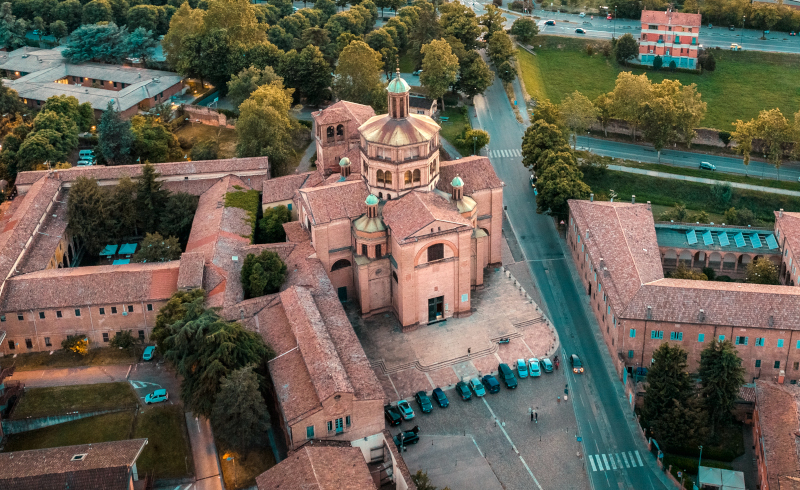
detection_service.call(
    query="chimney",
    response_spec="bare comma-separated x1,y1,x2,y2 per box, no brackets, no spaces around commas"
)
631,195,636,204
769,315,774,327
698,309,705,322
647,201,651,211
590,193,594,202
780,208,784,217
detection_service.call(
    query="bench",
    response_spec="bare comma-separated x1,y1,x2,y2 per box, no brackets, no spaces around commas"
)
440,116,450,122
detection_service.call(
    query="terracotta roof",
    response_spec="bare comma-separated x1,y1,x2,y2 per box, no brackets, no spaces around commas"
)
382,190,472,242
754,380,800,489
177,252,205,290
777,212,800,258
262,172,315,204
17,192,68,274
0,439,147,490
283,221,310,243
568,200,664,313
359,114,439,146
738,385,756,403
641,9,701,27
0,262,179,311
299,180,369,225
312,100,376,138
185,176,252,263
621,278,800,329
15,157,270,186
438,156,503,196
256,445,376,490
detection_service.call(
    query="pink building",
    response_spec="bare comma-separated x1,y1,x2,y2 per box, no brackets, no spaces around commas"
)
639,10,702,69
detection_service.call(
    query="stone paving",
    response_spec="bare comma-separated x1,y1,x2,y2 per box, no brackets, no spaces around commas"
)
400,435,504,490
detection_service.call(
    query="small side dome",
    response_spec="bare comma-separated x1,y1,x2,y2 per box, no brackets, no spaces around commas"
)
339,157,351,167
387,76,411,94
365,194,379,206
451,176,464,187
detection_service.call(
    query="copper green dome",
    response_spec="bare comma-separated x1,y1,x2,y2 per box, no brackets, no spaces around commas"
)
339,157,351,167
387,73,410,94
451,176,464,187
365,194,379,205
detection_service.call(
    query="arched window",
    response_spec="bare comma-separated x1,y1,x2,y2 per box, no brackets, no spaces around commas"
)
404,171,412,185
336,124,344,136
387,195,391,200
378,192,383,199
326,126,334,138
377,169,384,184
385,172,392,185
413,169,420,183
331,259,352,271
427,243,444,262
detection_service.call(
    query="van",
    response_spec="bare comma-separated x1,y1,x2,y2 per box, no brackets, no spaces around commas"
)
78,149,94,159
498,363,518,389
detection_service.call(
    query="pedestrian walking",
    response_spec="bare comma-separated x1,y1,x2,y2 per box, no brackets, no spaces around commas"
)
535,412,538,423
468,348,471,355
530,411,534,422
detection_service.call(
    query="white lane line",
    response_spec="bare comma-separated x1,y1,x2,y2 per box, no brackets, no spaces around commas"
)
589,455,597,472
609,453,617,470
635,450,644,467
481,398,544,490
601,453,610,470
621,451,630,468
628,451,637,467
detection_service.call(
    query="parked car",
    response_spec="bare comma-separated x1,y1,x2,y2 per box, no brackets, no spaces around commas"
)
415,391,433,413
498,363,518,389
516,359,528,378
528,357,541,377
730,43,742,51
579,12,586,17
384,404,402,426
144,389,168,404
76,160,94,166
570,354,585,374
393,430,419,447
455,381,472,400
541,357,554,373
469,377,486,397
431,387,449,408
607,14,612,19
412,69,423,76
729,25,736,31
699,161,716,171
575,28,586,34
142,346,156,361
544,20,556,26
482,375,500,394
397,400,415,420
78,149,94,159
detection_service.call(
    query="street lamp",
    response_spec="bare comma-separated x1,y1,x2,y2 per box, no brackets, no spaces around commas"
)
741,16,746,45
613,5,617,38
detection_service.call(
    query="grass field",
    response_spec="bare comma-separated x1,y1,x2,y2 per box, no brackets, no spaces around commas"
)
0,347,138,371
12,383,138,419
518,36,800,130
438,107,472,156
3,411,135,451
174,123,238,159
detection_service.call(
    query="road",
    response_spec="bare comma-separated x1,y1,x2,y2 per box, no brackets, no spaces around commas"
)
471,61,671,489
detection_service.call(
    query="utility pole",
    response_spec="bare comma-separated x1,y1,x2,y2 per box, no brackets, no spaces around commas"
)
613,5,617,38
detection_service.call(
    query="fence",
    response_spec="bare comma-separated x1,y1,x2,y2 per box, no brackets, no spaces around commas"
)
183,105,236,129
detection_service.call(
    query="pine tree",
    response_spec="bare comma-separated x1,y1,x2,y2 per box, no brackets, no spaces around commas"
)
211,365,271,452
642,344,695,435
67,176,109,255
98,101,134,165
136,162,169,234
699,339,745,437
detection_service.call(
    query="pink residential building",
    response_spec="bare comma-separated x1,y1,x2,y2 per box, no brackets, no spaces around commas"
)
639,10,702,69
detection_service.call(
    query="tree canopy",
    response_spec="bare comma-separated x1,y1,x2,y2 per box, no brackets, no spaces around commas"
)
333,40,386,111
133,233,182,263
241,249,288,298
211,365,271,451
699,339,745,436
420,39,459,107
236,81,299,164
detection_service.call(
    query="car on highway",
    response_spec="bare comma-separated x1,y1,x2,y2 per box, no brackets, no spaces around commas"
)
469,377,486,397
415,391,433,413
606,14,612,19
412,69,423,76
431,387,449,408
144,389,168,404
729,25,736,30
579,11,585,17
455,381,472,400
541,357,554,373
544,20,556,26
385,404,402,426
143,346,156,361
498,363,518,389
730,43,743,51
570,354,585,374
699,161,716,171
393,429,419,447
575,28,586,34
517,359,528,378
529,357,541,377
397,400,415,420
482,375,500,393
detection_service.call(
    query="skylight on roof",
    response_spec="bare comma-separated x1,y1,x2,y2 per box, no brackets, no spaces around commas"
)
766,234,779,250
686,229,698,245
750,233,762,248
702,230,713,246
718,232,730,246
71,454,87,461
733,232,745,247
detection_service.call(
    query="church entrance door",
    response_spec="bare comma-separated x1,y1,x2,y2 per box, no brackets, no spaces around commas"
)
428,296,444,322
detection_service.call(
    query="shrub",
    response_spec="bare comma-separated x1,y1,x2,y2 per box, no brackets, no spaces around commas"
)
110,330,137,349
585,44,594,56
190,139,219,161
701,267,716,281
509,0,524,11
711,182,733,205
258,205,292,243
718,131,732,147
62,335,89,355
241,250,288,299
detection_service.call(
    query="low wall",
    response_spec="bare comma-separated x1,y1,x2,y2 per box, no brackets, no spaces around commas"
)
591,119,730,148
3,407,134,435
183,105,235,129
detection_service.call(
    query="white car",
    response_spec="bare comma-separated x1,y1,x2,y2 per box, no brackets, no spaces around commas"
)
76,160,94,166
579,12,586,17
528,357,541,377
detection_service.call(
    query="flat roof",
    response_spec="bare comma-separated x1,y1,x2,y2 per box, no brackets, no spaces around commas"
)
655,224,779,254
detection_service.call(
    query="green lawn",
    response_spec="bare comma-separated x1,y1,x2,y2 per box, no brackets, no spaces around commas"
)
581,168,800,222
134,405,195,479
0,347,139,372
3,411,135,451
12,383,138,419
438,107,471,157
519,36,800,130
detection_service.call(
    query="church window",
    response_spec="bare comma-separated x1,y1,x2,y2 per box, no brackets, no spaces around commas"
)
413,169,420,182
326,126,334,139
377,169,384,184
376,244,382,258
336,124,344,136
404,171,412,185
384,172,392,185
363,160,368,174
362,244,368,256
427,243,444,262
430,161,435,176
332,259,351,271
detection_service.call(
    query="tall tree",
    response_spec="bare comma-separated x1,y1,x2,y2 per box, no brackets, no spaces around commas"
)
131,116,182,163
649,398,707,450
594,93,614,137
258,205,291,243
641,96,678,163
536,158,590,217
487,30,514,66
133,232,182,262
642,343,695,436
161,2,205,69
64,22,129,64
204,0,266,44
136,162,170,234
420,39,459,110
125,27,159,64
559,91,598,149
614,33,639,66
479,4,504,37
236,82,299,163
227,66,283,110
98,102,134,166
67,177,109,255
745,259,779,285
240,249,288,298
0,80,24,116
456,51,493,99
610,72,651,141
755,108,795,177
160,192,199,244
521,119,571,173
211,365,271,452
152,289,205,352
731,118,757,176
107,175,138,238
50,20,68,43
510,17,538,44
0,3,28,50
81,0,113,24
699,339,745,437
407,1,440,61
332,40,385,111
280,45,332,106
439,2,481,49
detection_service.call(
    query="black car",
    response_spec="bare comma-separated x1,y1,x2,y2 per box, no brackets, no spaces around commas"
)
431,387,449,408
482,375,500,394
455,381,472,400
415,391,433,413
384,404,402,426
571,354,585,374
393,430,420,447
498,363,518,389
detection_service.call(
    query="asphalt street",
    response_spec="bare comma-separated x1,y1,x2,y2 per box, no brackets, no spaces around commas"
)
471,59,671,489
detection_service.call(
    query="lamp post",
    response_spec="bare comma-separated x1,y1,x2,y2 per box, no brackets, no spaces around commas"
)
741,16,746,45
698,445,703,471
473,135,477,155
613,5,617,38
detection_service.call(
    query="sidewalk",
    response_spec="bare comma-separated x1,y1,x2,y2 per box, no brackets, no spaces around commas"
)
185,413,224,490
608,164,800,197
440,137,463,159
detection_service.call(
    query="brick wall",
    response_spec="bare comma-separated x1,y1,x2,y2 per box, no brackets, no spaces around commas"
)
287,395,384,450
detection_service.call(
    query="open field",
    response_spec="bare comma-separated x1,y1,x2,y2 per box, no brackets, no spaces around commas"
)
173,123,238,159
518,36,800,130
4,411,135,451
11,382,138,419
0,347,138,371
438,107,471,156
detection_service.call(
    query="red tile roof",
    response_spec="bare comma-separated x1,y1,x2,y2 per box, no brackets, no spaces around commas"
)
777,211,800,258
641,10,701,27
754,380,800,489
185,176,252,263
17,192,68,274
437,156,503,196
262,172,315,203
177,252,205,290
382,190,472,242
312,100,376,138
283,221,310,243
256,445,376,490
0,439,147,490
299,180,369,225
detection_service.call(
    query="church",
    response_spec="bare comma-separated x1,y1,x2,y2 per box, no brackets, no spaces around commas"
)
263,70,505,330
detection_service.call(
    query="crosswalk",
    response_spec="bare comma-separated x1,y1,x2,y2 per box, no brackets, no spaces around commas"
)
587,450,645,472
488,148,523,159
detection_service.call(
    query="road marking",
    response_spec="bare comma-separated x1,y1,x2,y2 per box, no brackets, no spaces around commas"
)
589,455,597,471
594,455,603,471
609,453,617,470
481,398,544,490
635,450,644,467
621,451,630,468
628,451,637,467
601,453,610,470
615,453,623,469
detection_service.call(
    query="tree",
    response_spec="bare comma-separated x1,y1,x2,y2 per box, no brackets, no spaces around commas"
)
642,344,696,439
136,163,170,233
510,17,538,44
497,60,516,83
479,4,504,37
127,4,159,32
641,96,678,162
258,205,291,243
699,339,745,437
107,175,138,238
407,1,440,61
610,72,651,141
211,365,271,451
227,66,282,110
110,330,137,349
0,3,28,50
521,119,571,173
536,159,591,217
131,116,182,164
33,16,45,44
457,128,490,155
332,40,385,111
420,39,459,110
54,0,82,32
48,19,67,43
365,28,397,79
98,102,134,166
0,80,24,116
532,99,562,127
411,470,452,490
614,33,638,66
82,0,113,24
559,91,598,149
594,93,613,137
315,0,337,19
281,45,332,106
698,50,716,71
731,118,757,176
754,108,795,176
133,233,182,263
190,139,219,161
649,397,707,450
745,259,779,285
241,249,288,298
152,289,205,351
669,263,708,280
125,27,159,64
43,94,93,133
177,28,235,90
236,82,299,165
62,335,90,356
440,2,481,49
64,22,129,64
456,52,493,99
682,0,699,13
160,192,199,244
487,30,514,66
16,130,67,172
161,2,205,69
204,0,266,45
67,177,109,255
652,54,663,71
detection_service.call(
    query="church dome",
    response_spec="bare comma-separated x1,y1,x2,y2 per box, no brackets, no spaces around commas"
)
339,157,351,167
387,76,410,94
365,194,379,205
451,176,464,187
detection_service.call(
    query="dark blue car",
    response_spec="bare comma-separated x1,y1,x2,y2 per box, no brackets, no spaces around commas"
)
482,375,500,394
432,387,449,408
